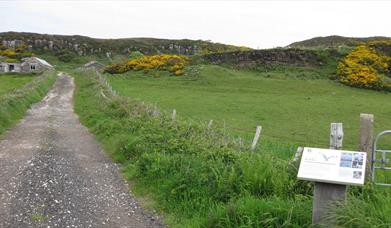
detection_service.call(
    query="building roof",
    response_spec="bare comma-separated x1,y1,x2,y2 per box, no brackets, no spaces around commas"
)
34,57,53,67
22,57,53,68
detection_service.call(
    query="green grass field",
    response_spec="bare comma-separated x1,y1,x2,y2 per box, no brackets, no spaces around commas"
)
107,65,391,149
75,69,391,227
0,74,35,95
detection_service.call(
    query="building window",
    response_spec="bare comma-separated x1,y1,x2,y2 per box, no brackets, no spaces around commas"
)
30,65,36,70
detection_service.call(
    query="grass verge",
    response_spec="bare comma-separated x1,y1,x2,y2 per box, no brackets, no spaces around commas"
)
0,71,57,134
0,73,35,95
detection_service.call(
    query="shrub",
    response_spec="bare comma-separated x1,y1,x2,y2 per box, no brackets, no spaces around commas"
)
104,54,189,76
337,44,391,90
128,51,144,60
0,43,34,61
0,49,17,58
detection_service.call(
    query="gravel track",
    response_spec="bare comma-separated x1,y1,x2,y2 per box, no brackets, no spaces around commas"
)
0,74,163,227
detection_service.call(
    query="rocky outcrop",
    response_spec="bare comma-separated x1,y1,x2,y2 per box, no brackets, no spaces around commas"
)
202,48,332,67
0,32,246,56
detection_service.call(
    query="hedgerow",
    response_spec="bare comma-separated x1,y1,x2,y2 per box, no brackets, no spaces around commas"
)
104,54,189,76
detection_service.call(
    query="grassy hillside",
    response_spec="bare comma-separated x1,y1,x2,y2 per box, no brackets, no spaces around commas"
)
288,35,391,49
0,73,35,95
0,31,250,57
107,64,391,149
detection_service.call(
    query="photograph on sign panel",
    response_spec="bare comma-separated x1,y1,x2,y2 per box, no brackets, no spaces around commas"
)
340,152,353,168
353,153,364,162
352,153,364,169
353,171,363,179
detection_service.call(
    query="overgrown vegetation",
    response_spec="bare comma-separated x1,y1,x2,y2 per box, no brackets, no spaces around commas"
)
74,69,391,227
74,69,313,227
104,54,190,76
0,71,57,134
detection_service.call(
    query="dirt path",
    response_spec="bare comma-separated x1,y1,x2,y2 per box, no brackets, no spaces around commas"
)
0,74,163,227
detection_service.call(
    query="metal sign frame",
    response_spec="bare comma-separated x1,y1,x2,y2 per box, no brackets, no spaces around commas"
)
372,130,391,186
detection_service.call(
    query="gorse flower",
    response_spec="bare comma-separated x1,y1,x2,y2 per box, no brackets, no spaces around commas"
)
337,44,391,90
0,44,33,61
104,54,189,76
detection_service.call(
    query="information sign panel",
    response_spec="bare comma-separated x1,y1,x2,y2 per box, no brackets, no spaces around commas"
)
298,147,366,186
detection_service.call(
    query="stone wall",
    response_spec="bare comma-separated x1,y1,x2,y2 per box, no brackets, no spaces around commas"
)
0,62,21,73
202,49,327,67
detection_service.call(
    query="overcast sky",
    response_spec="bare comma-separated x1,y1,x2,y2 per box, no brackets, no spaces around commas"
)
1,1,390,48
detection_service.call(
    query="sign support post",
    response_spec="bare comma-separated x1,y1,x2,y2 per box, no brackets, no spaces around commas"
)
359,113,374,181
312,123,347,225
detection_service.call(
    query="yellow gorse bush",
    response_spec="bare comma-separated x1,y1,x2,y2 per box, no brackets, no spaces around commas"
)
0,45,34,62
104,54,189,76
337,44,391,90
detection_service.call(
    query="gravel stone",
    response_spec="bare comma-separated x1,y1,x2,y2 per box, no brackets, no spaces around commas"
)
0,74,164,227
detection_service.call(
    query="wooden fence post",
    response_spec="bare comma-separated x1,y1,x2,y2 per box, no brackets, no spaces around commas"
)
359,113,374,181
312,123,347,225
208,120,213,129
251,125,262,151
172,109,177,121
293,146,304,162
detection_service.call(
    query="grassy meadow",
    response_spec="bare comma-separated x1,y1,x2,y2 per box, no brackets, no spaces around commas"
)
107,64,391,149
0,73,35,95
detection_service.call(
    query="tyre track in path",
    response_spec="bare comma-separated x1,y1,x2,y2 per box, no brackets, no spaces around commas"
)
0,73,163,228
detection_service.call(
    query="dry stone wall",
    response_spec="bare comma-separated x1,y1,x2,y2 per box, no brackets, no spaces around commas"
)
202,49,329,67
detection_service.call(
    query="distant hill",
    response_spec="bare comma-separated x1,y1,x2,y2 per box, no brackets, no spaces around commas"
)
288,35,391,48
0,32,250,57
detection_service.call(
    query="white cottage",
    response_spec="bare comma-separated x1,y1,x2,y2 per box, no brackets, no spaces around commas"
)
0,57,53,73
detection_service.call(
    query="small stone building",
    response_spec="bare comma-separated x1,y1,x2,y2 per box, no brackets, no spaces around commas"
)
0,62,21,73
0,57,53,73
82,61,105,72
